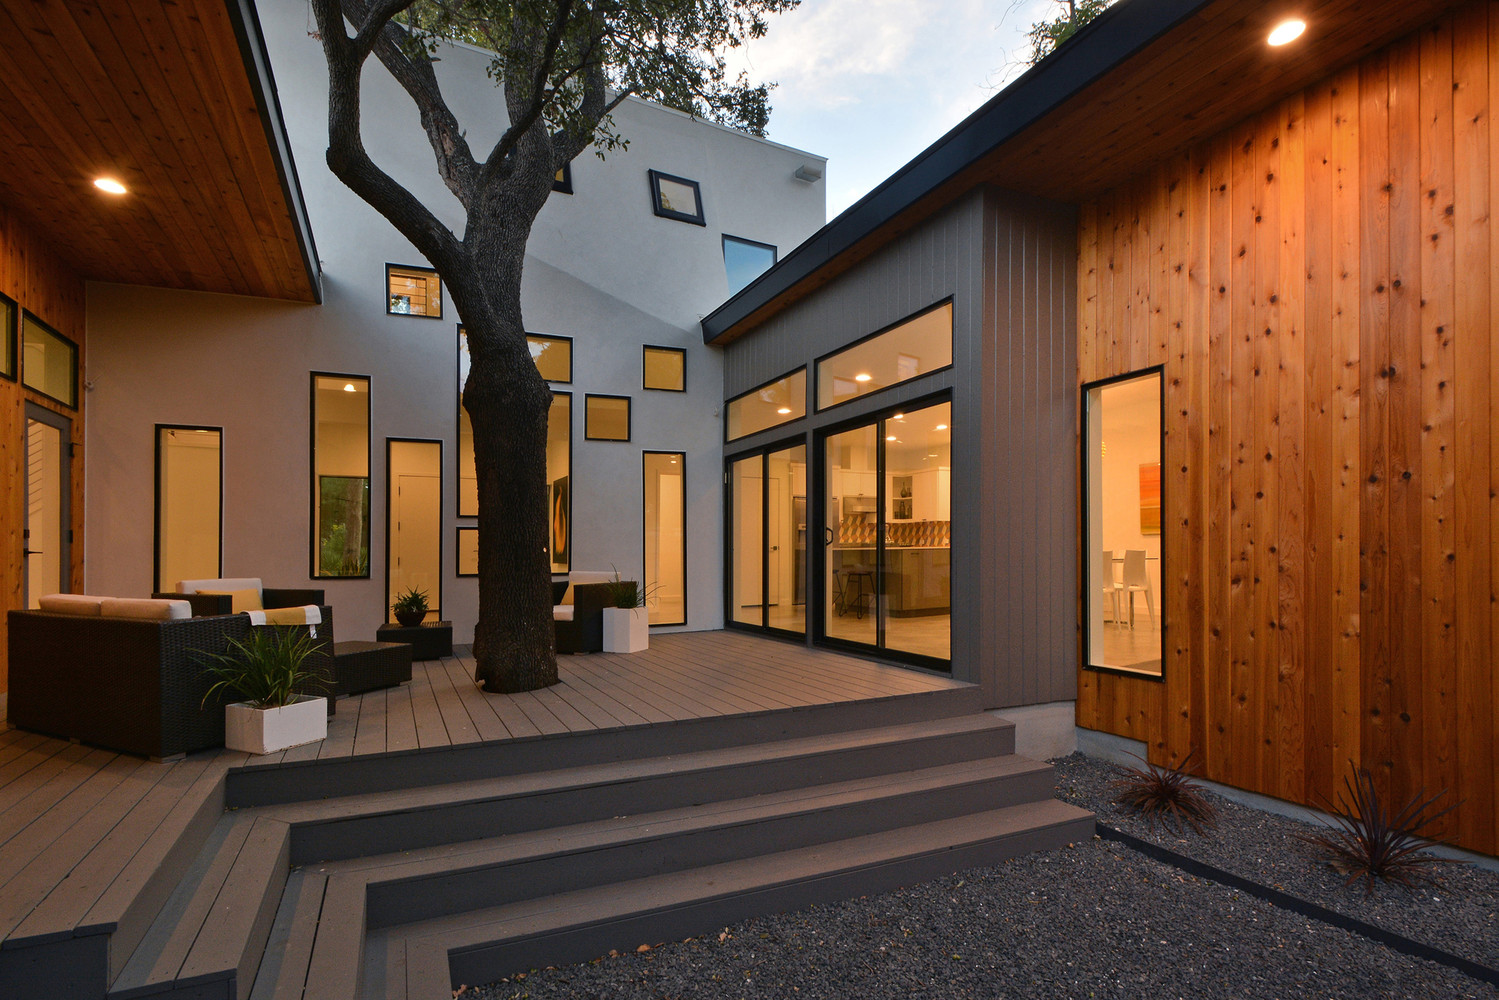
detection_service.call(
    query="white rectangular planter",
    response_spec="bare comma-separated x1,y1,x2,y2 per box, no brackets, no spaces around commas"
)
224,696,328,755
602,606,649,653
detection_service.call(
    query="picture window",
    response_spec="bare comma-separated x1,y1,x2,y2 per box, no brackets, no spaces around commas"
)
386,264,443,318
726,369,806,441
21,311,78,408
585,394,631,441
643,345,686,392
649,170,705,226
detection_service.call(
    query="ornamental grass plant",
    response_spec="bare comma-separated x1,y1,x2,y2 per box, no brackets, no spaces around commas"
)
1110,749,1218,835
200,626,325,709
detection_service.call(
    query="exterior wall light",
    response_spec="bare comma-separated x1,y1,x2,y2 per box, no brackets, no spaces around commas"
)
1268,19,1306,46
93,177,127,195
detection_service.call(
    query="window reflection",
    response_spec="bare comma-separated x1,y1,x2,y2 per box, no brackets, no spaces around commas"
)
727,369,806,441
816,302,952,410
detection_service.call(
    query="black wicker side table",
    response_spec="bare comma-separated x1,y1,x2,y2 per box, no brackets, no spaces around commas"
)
374,621,453,660
333,640,414,696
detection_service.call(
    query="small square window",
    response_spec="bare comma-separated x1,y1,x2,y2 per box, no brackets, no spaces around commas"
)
648,170,705,226
386,264,443,318
642,345,686,392
585,394,631,441
723,235,777,295
553,163,573,195
529,334,573,383
21,311,78,408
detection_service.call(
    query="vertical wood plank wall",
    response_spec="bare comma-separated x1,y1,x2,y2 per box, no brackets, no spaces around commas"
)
0,202,87,695
1075,4,1499,855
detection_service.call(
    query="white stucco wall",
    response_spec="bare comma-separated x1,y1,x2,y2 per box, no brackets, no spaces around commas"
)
82,0,826,645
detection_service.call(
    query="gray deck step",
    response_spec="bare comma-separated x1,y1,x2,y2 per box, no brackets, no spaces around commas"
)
278,713,1014,864
225,683,984,808
375,798,1094,999
109,814,289,1000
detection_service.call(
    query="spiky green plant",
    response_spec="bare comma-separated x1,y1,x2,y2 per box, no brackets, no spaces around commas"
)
199,627,325,710
1110,749,1217,835
1300,764,1459,895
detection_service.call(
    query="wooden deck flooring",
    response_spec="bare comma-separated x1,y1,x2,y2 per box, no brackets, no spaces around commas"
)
0,631,964,959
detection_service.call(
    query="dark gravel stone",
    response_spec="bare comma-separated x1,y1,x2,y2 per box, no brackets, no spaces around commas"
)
464,754,1499,1000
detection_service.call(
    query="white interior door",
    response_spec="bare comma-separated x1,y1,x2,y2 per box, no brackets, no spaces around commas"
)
391,474,441,616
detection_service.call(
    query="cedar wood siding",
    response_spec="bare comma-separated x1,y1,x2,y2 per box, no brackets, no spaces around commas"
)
722,188,1078,709
0,203,87,695
1076,1,1499,855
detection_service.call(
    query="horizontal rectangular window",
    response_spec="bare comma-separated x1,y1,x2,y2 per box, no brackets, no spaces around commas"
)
726,368,806,442
22,312,77,408
649,169,705,226
816,301,953,411
387,263,442,318
0,293,14,381
643,345,685,392
723,235,776,296
529,333,572,383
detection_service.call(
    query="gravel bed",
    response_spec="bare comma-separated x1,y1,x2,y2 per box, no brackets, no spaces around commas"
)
466,818,1497,999
1052,752,1499,971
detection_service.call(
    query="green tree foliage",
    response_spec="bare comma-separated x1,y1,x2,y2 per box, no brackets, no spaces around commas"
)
1027,0,1114,65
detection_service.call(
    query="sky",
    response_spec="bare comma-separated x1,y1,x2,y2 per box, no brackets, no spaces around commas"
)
726,0,1061,218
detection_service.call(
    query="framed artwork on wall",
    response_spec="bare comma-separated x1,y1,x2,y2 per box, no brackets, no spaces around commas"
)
551,476,571,564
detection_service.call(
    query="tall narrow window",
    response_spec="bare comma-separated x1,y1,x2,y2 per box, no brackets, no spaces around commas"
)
155,426,222,592
643,452,686,625
462,329,572,517
816,301,952,410
548,392,572,572
312,374,371,578
722,235,777,295
727,443,807,637
1084,370,1163,677
21,312,78,408
386,264,442,318
0,292,15,381
387,439,443,621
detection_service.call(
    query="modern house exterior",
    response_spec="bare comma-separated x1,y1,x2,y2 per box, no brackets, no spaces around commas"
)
709,0,1499,858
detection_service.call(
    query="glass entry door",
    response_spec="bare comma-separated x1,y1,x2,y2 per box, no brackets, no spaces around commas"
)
821,399,951,668
24,404,71,608
727,442,807,636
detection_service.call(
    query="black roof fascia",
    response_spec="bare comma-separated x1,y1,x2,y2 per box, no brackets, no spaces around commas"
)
226,0,324,303
700,0,1214,345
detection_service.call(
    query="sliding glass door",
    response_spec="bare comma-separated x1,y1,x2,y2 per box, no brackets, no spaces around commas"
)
727,440,807,636
821,398,951,668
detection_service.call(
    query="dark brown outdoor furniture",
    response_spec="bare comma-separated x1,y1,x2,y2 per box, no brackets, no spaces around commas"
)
554,583,615,654
7,605,335,759
152,586,326,617
333,640,413,695
375,621,453,660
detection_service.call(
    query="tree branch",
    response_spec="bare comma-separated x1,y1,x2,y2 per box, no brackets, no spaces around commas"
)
351,0,415,57
478,0,578,190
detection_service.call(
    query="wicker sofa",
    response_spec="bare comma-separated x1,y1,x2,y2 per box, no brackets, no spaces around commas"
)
7,601,335,759
553,572,618,654
154,577,326,618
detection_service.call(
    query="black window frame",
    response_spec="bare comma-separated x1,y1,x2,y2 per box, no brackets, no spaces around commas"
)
724,366,808,444
528,332,574,384
310,371,373,580
456,525,478,578
642,344,687,392
1080,365,1167,682
721,234,778,295
584,393,632,442
20,310,78,409
723,433,810,641
648,169,706,226
553,162,574,194
0,291,16,382
641,450,688,627
385,262,444,320
153,423,224,593
812,297,954,413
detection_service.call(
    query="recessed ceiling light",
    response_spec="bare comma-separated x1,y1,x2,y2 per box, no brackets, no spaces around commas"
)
886,435,897,442
93,177,127,195
894,413,905,420
777,406,792,414
935,423,948,430
344,383,356,392
1267,19,1306,46
854,373,872,383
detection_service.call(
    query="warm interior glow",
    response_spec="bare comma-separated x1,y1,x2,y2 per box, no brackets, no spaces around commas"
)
854,373,872,382
886,434,898,442
93,177,127,195
935,423,948,430
776,406,792,414
1268,19,1306,46
343,383,356,392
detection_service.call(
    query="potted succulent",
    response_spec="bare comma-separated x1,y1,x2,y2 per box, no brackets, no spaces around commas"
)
601,569,653,653
200,626,328,754
391,586,430,627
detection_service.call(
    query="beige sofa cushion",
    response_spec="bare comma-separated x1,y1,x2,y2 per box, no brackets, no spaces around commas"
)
100,598,193,621
553,605,575,622
177,577,263,597
38,594,107,616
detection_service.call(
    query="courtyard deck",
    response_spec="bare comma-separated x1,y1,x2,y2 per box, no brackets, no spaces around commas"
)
0,630,968,992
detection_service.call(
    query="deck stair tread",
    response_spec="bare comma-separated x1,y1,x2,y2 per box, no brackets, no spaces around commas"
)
380,799,1094,998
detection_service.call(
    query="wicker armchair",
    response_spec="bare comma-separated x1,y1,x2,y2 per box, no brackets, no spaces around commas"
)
554,583,616,654
7,606,335,759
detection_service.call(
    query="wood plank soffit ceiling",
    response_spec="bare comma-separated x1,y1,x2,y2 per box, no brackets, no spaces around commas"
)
0,0,319,303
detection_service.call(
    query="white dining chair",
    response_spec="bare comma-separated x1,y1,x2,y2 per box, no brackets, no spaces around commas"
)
1122,549,1154,628
1100,549,1122,625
